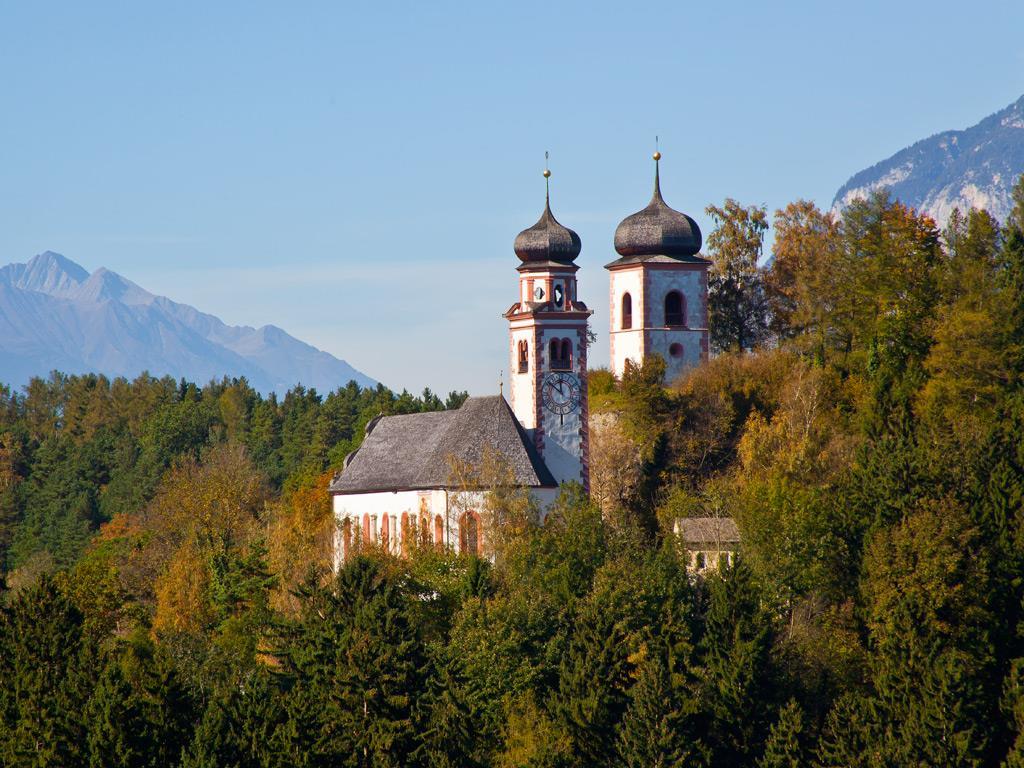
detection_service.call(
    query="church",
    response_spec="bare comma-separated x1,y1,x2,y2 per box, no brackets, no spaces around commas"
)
329,152,709,563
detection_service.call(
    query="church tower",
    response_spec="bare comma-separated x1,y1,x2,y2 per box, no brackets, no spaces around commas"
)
606,151,710,384
505,168,592,491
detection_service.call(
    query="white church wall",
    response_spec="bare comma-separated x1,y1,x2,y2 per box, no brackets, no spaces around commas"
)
332,486,564,566
508,324,536,429
646,268,705,329
646,329,705,384
609,267,645,378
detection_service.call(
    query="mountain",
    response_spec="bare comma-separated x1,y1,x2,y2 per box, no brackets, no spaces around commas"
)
833,94,1024,226
0,251,377,395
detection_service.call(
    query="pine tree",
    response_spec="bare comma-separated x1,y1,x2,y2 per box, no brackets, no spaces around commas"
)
861,501,993,766
183,666,288,768
281,556,430,767
416,648,479,768
616,644,708,768
757,699,806,768
816,692,876,768
86,636,194,768
698,559,776,765
548,597,631,768
0,577,91,767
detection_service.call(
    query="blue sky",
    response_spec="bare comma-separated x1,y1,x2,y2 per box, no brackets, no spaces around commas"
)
2,1,1023,395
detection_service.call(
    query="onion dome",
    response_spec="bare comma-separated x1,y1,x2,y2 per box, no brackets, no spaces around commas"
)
614,152,702,258
514,169,582,264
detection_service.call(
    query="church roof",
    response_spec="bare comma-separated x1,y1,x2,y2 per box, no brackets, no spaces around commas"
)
609,153,704,265
329,395,557,494
513,196,582,265
675,517,741,547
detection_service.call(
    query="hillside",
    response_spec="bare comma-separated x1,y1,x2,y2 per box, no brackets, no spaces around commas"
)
0,251,376,395
833,94,1024,225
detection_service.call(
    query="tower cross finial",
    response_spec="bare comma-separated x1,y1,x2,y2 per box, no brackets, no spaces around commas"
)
652,136,663,199
543,150,551,204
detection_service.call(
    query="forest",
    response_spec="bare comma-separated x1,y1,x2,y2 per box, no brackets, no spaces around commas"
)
3,178,1024,766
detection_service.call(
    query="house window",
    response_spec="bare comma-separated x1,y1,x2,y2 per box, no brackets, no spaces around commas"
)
621,293,632,330
665,291,685,327
518,340,529,374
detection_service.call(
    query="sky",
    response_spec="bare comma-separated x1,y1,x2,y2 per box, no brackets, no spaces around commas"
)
2,1,1023,395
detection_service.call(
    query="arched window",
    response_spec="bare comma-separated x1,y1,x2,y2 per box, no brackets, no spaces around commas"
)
342,518,352,561
621,293,633,330
518,340,529,373
434,514,445,550
362,513,371,545
419,498,430,546
665,291,685,327
460,511,481,555
381,514,390,550
550,338,570,370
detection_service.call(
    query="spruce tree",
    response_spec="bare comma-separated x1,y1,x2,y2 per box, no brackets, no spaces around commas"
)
1,577,91,767
183,666,288,768
281,556,429,767
757,699,806,768
698,559,776,765
616,644,708,768
548,597,631,768
86,636,194,768
416,648,479,768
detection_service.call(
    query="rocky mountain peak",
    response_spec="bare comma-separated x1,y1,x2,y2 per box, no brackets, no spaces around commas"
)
833,94,1024,227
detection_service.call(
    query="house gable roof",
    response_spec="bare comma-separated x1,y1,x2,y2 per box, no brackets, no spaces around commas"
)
676,517,741,547
329,395,557,494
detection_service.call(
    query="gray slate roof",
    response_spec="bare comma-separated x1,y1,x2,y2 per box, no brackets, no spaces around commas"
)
676,517,741,547
329,395,557,494
612,162,703,260
513,195,582,264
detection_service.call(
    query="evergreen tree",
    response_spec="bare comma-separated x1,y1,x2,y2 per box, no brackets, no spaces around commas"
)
548,597,631,768
86,634,194,768
183,666,288,768
616,644,708,768
0,577,91,767
757,699,806,768
416,647,480,768
698,559,776,765
282,556,430,767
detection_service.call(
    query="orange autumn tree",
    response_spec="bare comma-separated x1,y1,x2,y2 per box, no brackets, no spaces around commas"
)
130,444,270,636
265,470,335,614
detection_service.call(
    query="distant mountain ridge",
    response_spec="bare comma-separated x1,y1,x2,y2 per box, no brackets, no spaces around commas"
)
833,94,1024,226
0,251,376,395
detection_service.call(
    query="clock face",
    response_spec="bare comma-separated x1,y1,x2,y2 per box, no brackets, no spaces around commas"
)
533,285,545,301
542,372,581,415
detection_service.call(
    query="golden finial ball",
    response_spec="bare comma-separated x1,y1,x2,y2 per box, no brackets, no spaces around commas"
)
653,151,662,161
543,169,551,178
